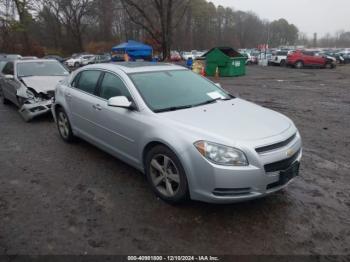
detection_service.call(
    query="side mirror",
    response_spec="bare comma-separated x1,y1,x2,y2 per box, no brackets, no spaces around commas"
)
215,83,222,88
108,96,133,109
4,75,14,80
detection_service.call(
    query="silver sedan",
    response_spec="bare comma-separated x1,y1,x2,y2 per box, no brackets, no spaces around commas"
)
0,59,69,121
52,62,302,204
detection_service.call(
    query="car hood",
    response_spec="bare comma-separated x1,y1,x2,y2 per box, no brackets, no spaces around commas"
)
160,98,292,142
21,76,67,94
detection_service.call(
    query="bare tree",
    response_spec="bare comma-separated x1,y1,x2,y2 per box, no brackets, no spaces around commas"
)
121,0,189,60
2,0,304,56
3,0,35,54
41,0,95,52
0,0,16,50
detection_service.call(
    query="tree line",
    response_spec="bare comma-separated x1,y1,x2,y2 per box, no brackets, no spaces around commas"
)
0,0,349,59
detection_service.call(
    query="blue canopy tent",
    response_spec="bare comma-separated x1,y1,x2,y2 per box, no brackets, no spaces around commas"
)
111,40,153,61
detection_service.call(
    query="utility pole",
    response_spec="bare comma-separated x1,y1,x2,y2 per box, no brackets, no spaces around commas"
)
313,33,318,48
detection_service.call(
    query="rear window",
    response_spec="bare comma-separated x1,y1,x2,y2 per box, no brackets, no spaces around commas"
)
277,51,288,56
17,61,69,77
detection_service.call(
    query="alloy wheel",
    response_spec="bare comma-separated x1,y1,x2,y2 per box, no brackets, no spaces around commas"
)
58,112,70,139
295,61,303,69
150,154,181,197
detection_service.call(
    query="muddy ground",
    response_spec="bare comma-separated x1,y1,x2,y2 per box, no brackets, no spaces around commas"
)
0,65,349,256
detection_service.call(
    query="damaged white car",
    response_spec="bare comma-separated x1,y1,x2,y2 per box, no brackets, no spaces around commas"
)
0,59,69,121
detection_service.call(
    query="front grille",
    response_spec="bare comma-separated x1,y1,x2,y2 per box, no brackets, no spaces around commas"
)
29,106,47,113
46,91,55,99
38,91,55,100
256,133,297,154
264,149,301,173
213,188,251,197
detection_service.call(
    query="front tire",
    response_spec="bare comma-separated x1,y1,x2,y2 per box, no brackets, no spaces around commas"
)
1,89,10,105
145,145,189,204
56,107,75,143
295,61,304,69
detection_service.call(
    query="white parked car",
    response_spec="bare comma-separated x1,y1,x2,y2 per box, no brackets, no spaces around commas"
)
65,55,96,68
0,59,69,121
181,52,194,61
192,51,205,59
269,51,289,66
181,51,206,61
243,53,254,65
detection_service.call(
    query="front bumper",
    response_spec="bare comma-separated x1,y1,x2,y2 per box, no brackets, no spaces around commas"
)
19,99,53,122
181,132,302,204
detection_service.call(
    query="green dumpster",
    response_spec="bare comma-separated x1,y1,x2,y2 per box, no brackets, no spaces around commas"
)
204,47,247,77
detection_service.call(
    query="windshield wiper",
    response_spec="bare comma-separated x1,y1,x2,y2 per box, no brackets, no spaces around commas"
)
154,96,235,113
154,105,194,113
193,96,233,107
19,75,33,78
194,98,220,107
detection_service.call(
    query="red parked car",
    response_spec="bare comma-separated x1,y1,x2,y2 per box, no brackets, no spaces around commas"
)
287,50,336,69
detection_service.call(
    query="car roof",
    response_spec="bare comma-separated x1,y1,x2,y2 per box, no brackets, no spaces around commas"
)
14,59,58,64
84,62,186,74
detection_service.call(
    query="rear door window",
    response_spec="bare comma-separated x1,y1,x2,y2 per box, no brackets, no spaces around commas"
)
76,70,101,95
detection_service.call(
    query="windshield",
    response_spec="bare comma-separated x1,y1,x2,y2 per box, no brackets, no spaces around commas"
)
129,70,232,112
17,61,69,77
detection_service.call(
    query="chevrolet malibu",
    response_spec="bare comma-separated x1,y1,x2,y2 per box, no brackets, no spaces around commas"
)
52,63,302,204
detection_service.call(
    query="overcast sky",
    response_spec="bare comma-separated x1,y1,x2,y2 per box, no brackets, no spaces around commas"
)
210,0,350,37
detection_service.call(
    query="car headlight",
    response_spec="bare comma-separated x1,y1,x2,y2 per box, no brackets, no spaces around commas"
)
194,141,248,166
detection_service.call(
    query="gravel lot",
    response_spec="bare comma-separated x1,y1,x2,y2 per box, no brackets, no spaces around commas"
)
0,65,349,255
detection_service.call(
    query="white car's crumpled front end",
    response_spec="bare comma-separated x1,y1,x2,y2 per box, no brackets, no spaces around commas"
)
17,76,67,122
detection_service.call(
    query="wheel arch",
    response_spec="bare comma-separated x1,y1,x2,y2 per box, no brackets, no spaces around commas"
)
141,140,183,173
52,103,63,121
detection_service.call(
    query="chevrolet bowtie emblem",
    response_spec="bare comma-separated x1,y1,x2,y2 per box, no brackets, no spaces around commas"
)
287,149,294,157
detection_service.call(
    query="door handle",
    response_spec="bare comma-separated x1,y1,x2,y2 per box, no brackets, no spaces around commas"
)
65,93,72,98
93,104,102,111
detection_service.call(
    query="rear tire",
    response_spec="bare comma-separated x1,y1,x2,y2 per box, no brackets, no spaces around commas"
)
280,60,286,67
145,145,189,204
325,63,336,69
56,107,75,143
